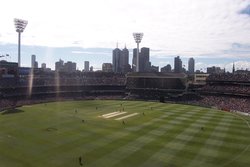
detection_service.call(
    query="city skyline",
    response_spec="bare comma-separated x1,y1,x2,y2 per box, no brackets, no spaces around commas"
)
1,0,250,71
1,44,249,72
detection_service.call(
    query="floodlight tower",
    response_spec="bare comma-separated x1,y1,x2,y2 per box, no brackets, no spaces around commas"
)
133,33,143,72
14,18,28,67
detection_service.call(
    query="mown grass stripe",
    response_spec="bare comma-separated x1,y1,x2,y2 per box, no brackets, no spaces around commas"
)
186,113,231,166
107,108,208,167
1,100,250,167
139,110,214,167
86,109,195,166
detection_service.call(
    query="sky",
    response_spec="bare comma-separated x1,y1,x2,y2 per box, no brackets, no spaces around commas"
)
1,0,250,71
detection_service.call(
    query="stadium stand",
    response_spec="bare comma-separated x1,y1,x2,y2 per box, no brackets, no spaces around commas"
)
0,71,126,111
188,73,250,113
1,70,250,114
126,72,187,100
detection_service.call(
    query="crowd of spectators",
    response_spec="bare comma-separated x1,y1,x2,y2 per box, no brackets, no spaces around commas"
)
207,73,250,82
188,95,250,113
1,71,250,114
201,84,250,95
0,71,126,88
37,71,126,86
0,99,14,111
194,73,250,112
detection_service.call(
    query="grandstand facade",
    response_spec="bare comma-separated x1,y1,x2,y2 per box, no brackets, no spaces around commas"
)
126,72,187,100
1,66,250,114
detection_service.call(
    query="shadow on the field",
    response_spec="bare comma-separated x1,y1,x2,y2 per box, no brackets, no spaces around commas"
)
1,108,24,115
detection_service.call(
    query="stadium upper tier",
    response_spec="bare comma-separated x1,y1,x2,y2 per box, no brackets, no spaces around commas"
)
126,72,187,78
0,71,126,88
207,73,250,82
126,72,187,90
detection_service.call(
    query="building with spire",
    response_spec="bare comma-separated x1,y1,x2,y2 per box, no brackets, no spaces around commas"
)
112,46,121,73
112,44,131,73
121,45,130,73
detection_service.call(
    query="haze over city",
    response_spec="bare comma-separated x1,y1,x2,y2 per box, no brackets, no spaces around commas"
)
1,0,250,71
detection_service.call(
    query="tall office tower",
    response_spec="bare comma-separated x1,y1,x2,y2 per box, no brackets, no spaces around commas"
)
140,47,150,72
64,61,76,72
90,66,93,72
112,47,122,73
132,48,137,72
31,54,36,68
84,61,89,72
34,61,38,68
120,46,130,73
174,56,182,73
55,59,64,71
188,57,195,74
41,63,46,69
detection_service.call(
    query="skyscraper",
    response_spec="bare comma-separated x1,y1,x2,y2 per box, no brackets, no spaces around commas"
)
41,63,46,69
31,54,38,68
34,61,38,68
84,61,89,72
112,45,131,73
120,46,130,73
140,47,150,72
64,61,76,72
188,57,195,74
174,56,182,73
55,59,64,71
132,47,150,72
112,47,121,73
31,54,35,68
55,59,76,72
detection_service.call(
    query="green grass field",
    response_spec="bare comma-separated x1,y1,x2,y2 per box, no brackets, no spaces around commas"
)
0,100,250,167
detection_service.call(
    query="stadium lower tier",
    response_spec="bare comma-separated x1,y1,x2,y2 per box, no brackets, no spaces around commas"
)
0,84,249,113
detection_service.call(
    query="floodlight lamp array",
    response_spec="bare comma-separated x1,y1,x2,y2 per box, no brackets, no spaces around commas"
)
133,33,143,43
14,18,28,33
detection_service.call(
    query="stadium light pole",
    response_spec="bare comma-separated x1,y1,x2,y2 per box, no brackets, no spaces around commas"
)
14,18,28,67
133,33,143,72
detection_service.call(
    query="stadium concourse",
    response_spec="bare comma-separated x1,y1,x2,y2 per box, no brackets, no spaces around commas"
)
0,70,250,114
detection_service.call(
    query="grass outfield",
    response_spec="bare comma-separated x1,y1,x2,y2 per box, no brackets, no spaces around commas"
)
0,100,250,167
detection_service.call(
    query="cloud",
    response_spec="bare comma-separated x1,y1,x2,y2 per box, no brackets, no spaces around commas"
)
1,0,250,70
240,4,250,16
71,50,110,55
